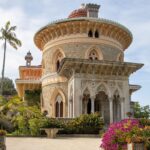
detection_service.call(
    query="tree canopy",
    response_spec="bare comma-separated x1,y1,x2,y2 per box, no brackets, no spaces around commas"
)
0,21,21,95
133,102,150,119
0,77,16,96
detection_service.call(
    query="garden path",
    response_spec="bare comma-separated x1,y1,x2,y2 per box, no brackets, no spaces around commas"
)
6,137,103,150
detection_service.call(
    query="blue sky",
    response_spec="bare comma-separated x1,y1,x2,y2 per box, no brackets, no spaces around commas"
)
0,0,149,106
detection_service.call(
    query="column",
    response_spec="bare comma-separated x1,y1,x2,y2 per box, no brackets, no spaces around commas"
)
120,97,125,119
85,101,87,114
109,97,113,124
91,96,95,113
69,99,72,118
80,95,83,115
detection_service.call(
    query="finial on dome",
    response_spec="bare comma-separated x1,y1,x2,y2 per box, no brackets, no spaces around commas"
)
25,51,33,66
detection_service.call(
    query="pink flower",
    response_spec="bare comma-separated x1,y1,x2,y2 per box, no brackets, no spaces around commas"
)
100,119,140,150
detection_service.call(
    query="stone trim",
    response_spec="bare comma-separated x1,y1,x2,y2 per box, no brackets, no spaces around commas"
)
34,18,132,50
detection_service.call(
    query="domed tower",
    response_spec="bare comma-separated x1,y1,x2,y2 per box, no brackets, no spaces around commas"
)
34,3,143,123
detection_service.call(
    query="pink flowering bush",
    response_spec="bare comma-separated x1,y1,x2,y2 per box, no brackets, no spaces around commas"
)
100,119,140,150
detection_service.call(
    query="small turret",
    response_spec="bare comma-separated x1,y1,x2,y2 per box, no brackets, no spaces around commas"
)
25,51,33,66
86,3,100,18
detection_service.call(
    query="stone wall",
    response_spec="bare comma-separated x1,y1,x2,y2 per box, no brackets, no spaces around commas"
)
42,82,68,117
43,43,122,74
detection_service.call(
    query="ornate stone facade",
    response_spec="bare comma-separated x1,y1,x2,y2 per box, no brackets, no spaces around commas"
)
17,3,144,124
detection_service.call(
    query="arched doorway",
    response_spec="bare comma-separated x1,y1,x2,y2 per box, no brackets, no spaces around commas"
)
95,91,110,124
113,94,121,122
55,94,63,117
82,88,91,114
87,98,91,114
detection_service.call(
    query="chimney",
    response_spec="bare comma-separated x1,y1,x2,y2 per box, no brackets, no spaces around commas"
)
86,3,100,18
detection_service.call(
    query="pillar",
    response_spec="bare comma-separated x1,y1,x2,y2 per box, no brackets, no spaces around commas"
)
91,96,95,113
120,97,125,119
80,95,83,115
69,99,73,118
109,97,113,124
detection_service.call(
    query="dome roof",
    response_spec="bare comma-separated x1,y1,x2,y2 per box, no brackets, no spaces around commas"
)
68,8,87,18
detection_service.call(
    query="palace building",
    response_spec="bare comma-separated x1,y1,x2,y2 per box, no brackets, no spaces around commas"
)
16,3,143,124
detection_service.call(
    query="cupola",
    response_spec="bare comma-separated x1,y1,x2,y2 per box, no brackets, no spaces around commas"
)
25,51,33,66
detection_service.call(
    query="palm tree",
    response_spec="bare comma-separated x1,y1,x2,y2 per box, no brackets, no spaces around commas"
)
0,21,22,95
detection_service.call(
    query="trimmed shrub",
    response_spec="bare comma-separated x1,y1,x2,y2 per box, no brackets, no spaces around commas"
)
41,118,63,128
59,113,104,134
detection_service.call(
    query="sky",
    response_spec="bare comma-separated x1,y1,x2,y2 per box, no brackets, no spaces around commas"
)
0,0,149,106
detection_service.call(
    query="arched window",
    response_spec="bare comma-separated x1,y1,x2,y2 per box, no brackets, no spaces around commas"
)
56,60,60,71
88,30,93,37
56,52,63,71
89,50,98,60
55,95,63,118
95,30,99,38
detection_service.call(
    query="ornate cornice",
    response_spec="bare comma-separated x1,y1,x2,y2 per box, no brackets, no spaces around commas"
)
34,17,132,51
57,58,143,79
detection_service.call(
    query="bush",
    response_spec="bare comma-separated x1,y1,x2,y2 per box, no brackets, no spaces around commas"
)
133,102,150,119
101,119,150,150
139,118,150,126
14,115,30,135
0,130,6,136
29,118,44,136
101,119,140,150
12,105,43,136
25,90,41,106
42,118,63,129
59,113,104,134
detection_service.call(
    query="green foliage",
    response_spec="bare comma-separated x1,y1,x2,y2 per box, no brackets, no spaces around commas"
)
41,118,64,128
0,96,104,136
0,96,43,135
0,130,6,136
139,118,150,126
12,105,42,135
25,90,41,106
134,102,150,119
0,96,23,132
0,77,16,96
0,21,22,95
29,118,41,136
59,113,104,134
14,115,30,135
0,21,22,49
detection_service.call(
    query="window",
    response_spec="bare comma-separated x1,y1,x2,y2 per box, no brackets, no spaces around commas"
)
56,60,60,71
56,52,63,71
89,50,98,60
55,95,63,117
88,30,93,37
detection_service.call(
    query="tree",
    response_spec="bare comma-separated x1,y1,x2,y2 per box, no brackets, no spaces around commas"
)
25,89,41,106
0,21,21,95
133,102,150,119
0,77,16,96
